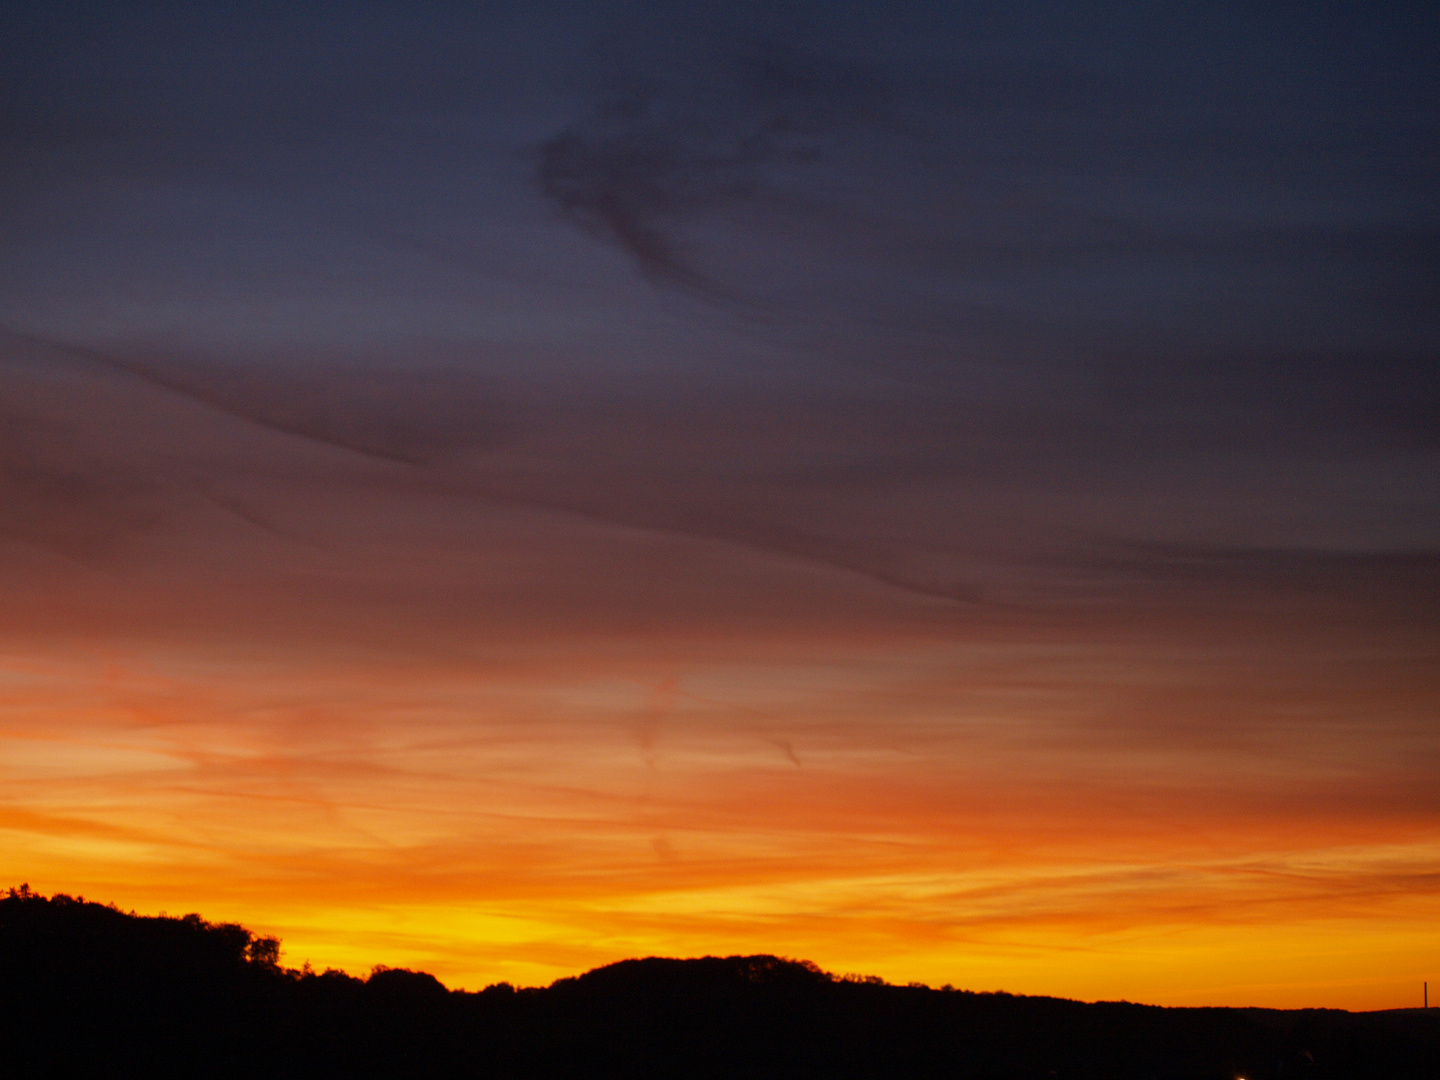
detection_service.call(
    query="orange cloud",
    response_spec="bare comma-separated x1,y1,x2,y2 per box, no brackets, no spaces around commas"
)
2,344,1437,1011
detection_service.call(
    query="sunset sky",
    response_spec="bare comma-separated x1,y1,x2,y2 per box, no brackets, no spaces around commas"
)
1,1,1437,1009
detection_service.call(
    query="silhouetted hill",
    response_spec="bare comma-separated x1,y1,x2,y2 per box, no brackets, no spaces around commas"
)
3,885,1438,1078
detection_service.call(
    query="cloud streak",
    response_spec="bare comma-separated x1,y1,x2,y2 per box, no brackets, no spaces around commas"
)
0,1,1436,1010
534,43,886,296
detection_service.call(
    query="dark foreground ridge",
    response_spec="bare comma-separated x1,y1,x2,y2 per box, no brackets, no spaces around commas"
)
3,887,1437,1078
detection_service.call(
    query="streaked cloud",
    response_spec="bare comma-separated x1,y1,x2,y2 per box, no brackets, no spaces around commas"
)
0,0,1435,1010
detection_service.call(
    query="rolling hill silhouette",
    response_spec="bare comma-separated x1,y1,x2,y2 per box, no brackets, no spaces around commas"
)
3,885,1437,1078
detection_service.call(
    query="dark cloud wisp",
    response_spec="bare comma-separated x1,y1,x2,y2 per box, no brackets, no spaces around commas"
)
533,44,887,295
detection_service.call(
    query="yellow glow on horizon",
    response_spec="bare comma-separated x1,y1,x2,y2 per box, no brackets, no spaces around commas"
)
2,455,1436,1014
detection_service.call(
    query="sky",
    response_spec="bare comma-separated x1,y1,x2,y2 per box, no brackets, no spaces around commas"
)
1,0,1437,1008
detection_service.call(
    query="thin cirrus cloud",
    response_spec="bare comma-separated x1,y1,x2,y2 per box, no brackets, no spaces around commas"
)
0,0,1437,1008
532,42,889,298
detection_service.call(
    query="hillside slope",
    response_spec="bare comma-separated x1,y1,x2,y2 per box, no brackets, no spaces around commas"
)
3,887,1437,1078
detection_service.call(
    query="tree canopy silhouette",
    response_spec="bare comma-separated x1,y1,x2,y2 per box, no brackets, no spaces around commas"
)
3,885,1438,1078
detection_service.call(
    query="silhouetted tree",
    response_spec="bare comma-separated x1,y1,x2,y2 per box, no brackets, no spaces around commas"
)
4,885,1439,1078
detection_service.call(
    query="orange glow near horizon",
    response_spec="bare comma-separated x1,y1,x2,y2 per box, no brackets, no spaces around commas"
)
2,354,1437,1013
5,523,1437,1009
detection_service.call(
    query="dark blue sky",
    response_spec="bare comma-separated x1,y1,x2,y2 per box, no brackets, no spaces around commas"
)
4,3,1436,593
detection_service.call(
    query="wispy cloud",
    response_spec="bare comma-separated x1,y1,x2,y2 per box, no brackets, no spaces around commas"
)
534,43,886,296
1,1,1436,1010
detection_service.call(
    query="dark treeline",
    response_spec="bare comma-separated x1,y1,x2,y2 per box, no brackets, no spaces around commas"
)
3,887,1437,1078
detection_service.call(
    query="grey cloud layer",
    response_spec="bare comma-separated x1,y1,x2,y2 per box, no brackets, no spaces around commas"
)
0,2,1435,586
